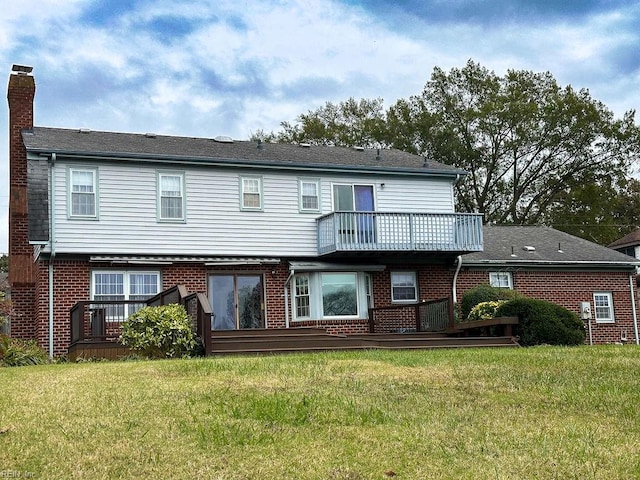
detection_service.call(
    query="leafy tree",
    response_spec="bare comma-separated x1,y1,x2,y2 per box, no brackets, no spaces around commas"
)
255,97,387,147
0,254,7,273
395,60,640,224
544,174,640,245
268,60,640,234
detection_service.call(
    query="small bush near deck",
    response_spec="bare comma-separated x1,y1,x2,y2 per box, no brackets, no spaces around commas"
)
467,300,508,322
0,335,49,367
120,304,196,358
496,298,586,346
460,284,520,319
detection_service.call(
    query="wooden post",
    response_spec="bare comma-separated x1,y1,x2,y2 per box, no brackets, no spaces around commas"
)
415,303,422,332
447,296,456,331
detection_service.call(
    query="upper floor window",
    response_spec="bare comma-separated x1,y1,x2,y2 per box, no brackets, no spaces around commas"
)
593,292,614,323
158,172,185,221
489,272,513,289
391,271,418,302
332,184,374,212
299,179,320,212
241,176,263,210
69,168,97,218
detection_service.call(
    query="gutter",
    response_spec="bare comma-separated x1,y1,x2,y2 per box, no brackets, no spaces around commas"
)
630,275,639,345
48,153,56,358
30,151,467,179
452,255,463,304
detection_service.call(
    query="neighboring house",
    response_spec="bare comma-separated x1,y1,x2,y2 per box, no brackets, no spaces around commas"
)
8,67,483,356
609,228,640,259
456,226,640,345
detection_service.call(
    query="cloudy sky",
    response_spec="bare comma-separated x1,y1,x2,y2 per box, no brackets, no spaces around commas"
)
2,0,640,253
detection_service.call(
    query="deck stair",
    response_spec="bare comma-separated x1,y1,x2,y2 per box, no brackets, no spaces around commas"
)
211,327,519,355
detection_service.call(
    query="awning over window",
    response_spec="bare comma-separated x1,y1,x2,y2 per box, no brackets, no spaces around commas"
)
89,256,281,266
288,261,386,272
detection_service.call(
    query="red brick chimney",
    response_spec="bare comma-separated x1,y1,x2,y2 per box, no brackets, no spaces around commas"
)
7,64,36,339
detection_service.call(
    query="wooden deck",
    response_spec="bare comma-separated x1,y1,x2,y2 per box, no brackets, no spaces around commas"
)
68,327,519,359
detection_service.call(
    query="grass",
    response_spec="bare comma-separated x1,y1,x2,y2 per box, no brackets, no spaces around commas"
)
1,346,639,479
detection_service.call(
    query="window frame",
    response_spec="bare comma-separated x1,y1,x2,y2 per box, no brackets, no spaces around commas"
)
157,171,186,222
91,270,161,321
240,176,263,211
391,271,418,303
293,274,311,319
298,178,321,213
68,167,99,219
593,292,615,323
291,271,370,321
489,271,513,289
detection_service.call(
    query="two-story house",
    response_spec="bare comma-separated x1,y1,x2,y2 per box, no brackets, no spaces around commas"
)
8,67,484,357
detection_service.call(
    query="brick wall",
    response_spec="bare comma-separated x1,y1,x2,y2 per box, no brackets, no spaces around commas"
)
457,268,637,344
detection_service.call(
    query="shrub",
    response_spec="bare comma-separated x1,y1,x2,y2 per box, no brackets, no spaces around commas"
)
0,335,49,367
120,304,196,358
468,300,508,322
496,298,586,346
460,284,520,319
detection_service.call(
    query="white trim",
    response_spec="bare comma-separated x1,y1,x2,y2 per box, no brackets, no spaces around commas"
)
240,175,263,211
489,271,513,289
68,167,98,219
298,178,321,213
391,271,418,303
157,171,186,222
593,291,615,323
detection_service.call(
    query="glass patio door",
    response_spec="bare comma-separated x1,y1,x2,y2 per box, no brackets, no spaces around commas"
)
333,184,375,244
209,274,265,330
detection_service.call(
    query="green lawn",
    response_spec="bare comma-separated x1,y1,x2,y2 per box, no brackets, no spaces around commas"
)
1,346,639,479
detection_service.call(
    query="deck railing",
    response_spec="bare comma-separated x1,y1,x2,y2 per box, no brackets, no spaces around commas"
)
368,298,454,334
70,284,214,355
317,212,483,255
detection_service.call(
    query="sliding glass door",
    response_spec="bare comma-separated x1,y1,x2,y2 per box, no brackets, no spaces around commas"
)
209,274,264,330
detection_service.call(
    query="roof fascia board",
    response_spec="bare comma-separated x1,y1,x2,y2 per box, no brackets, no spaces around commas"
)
462,260,638,271
30,150,466,178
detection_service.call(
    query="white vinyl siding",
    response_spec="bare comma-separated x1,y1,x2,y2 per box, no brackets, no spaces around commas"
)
489,272,513,289
391,271,418,302
51,162,456,256
593,292,614,323
240,176,263,210
158,172,185,221
69,168,97,218
299,179,320,212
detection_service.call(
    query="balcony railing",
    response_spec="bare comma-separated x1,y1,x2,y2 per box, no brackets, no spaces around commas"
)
317,212,483,255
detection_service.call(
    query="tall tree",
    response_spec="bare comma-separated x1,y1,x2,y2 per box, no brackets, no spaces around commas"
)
399,60,640,224
269,60,640,233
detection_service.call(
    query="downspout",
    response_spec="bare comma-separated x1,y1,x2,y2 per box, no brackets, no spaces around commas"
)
452,255,463,304
284,268,295,329
48,153,56,358
630,274,639,345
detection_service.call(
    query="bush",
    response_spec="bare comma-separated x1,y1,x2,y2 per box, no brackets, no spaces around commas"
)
120,304,197,358
460,284,520,319
468,300,508,322
496,298,586,346
0,335,49,367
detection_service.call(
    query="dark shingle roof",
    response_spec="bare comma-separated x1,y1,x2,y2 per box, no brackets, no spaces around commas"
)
463,225,638,270
22,127,464,177
608,228,640,249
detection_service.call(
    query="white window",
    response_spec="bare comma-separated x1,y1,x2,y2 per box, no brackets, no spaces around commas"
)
322,273,358,317
241,176,263,210
294,274,311,318
299,179,320,212
92,270,160,321
158,172,185,221
291,271,371,320
489,272,513,289
391,272,418,302
593,292,614,323
69,168,97,218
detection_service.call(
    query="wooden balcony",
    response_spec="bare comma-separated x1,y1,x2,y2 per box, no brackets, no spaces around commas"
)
317,212,483,255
